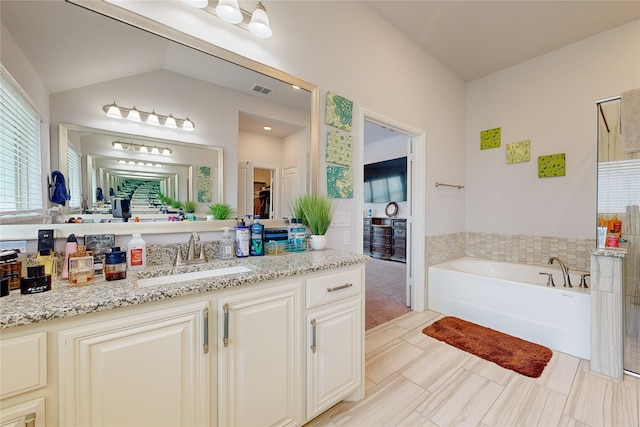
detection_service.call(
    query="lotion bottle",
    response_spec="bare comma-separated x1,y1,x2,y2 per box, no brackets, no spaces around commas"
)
127,233,147,271
235,219,250,258
250,215,265,256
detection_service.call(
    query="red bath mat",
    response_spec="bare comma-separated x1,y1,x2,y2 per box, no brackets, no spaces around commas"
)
422,316,553,378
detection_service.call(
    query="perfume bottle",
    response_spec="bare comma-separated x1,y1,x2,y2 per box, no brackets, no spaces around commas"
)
68,245,94,286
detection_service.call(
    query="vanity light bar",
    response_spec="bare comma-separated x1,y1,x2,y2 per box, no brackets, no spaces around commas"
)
112,141,173,156
103,102,195,131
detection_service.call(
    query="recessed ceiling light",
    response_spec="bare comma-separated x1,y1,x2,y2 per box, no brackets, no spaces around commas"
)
291,85,301,90
263,126,272,131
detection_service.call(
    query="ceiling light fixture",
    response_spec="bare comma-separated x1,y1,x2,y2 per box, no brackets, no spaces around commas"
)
262,126,272,131
182,0,208,8
194,1,272,39
102,103,195,131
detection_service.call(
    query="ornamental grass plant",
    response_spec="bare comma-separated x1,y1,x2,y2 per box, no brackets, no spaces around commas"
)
295,194,334,235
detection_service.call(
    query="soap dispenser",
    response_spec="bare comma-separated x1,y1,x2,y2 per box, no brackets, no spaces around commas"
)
219,227,234,260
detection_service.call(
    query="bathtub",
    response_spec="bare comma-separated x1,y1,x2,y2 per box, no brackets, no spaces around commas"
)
428,257,591,360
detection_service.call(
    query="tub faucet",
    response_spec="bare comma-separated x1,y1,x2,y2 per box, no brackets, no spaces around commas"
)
548,257,571,287
175,232,207,266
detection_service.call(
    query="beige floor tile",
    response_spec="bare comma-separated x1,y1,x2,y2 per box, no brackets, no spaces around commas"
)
400,343,471,392
464,355,514,386
415,368,504,426
394,411,437,427
331,373,430,426
536,351,580,395
366,338,426,384
483,375,566,426
365,323,414,354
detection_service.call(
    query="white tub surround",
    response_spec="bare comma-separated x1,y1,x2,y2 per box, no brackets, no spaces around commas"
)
589,248,626,380
428,257,591,359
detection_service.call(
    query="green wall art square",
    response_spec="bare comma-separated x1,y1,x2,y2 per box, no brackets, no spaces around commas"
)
506,140,530,164
480,127,501,150
325,91,353,132
326,129,353,167
538,153,566,178
327,165,353,198
197,166,211,202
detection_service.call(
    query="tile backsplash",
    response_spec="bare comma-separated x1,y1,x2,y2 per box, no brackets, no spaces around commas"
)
427,232,596,272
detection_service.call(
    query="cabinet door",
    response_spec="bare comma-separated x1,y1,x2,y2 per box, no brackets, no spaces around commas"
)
306,298,362,419
218,282,302,427
58,301,209,427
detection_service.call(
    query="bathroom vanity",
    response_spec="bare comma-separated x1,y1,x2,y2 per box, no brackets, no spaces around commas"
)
0,250,367,427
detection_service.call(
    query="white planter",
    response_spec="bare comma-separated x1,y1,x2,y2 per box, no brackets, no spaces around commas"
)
309,235,327,250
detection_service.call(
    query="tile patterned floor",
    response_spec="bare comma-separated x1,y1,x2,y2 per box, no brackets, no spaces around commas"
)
306,310,640,427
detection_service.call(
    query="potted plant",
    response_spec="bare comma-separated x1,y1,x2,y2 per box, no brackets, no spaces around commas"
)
296,194,334,250
207,203,234,220
184,200,196,213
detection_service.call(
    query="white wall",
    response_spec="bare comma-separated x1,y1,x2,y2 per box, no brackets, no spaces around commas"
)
466,20,640,239
111,0,468,253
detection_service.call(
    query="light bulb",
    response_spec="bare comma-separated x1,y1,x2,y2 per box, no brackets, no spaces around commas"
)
139,146,149,154
147,110,160,126
249,2,272,38
151,146,160,155
216,0,242,24
127,106,141,122
182,117,195,131
165,114,177,128
182,0,208,7
112,141,124,150
106,103,122,119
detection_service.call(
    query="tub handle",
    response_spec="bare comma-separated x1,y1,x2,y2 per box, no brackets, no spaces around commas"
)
579,273,590,288
539,272,555,287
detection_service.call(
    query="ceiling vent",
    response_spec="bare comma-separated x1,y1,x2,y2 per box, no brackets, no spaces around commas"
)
251,84,273,95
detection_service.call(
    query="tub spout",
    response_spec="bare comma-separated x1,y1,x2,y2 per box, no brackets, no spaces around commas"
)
548,257,571,287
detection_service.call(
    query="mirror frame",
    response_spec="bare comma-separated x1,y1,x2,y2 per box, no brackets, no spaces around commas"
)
69,0,319,199
58,122,225,213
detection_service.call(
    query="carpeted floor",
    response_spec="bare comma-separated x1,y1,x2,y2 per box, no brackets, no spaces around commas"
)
365,258,410,330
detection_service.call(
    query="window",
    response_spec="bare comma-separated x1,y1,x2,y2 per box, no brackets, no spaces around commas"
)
597,159,640,213
0,69,43,216
67,144,81,210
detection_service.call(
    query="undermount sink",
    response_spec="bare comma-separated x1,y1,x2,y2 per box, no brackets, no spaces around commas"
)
136,266,251,288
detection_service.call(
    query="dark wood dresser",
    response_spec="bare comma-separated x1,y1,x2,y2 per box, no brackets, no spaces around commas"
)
363,217,406,262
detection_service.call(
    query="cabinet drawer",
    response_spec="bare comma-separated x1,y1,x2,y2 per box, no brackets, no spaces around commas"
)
0,332,47,399
306,268,362,308
371,226,392,237
372,236,391,246
393,227,407,238
392,219,406,229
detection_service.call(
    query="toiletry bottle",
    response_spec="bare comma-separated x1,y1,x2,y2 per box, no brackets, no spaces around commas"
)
68,245,94,286
219,227,234,260
20,265,51,294
250,215,265,256
104,247,127,281
36,249,57,281
61,234,78,279
235,219,250,258
295,219,307,252
0,250,21,291
127,233,147,271
288,218,297,251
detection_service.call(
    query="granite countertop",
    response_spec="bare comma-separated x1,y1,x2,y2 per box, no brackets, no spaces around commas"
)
0,249,369,329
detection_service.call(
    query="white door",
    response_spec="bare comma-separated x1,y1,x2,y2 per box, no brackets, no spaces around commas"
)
218,282,302,427
282,164,300,218
58,302,209,427
238,161,253,218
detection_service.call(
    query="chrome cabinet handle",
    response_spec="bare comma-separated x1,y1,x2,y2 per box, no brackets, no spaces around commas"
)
310,319,317,353
327,283,353,292
203,307,209,354
25,413,36,427
223,303,229,347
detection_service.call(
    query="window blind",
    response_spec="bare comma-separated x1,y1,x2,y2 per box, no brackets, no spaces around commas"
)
597,159,640,213
67,144,81,210
0,71,43,215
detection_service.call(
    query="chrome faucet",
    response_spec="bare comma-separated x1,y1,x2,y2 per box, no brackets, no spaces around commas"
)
175,232,207,266
548,257,571,287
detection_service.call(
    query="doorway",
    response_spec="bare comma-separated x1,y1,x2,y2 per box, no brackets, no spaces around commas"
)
359,108,426,328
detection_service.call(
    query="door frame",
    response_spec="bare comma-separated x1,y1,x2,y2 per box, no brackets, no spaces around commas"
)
357,107,426,312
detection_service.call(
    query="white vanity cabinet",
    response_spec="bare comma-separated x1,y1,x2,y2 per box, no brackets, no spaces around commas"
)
305,268,364,420
216,280,303,427
58,301,210,427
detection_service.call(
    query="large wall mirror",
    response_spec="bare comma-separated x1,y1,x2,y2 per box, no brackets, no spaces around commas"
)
2,0,317,224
